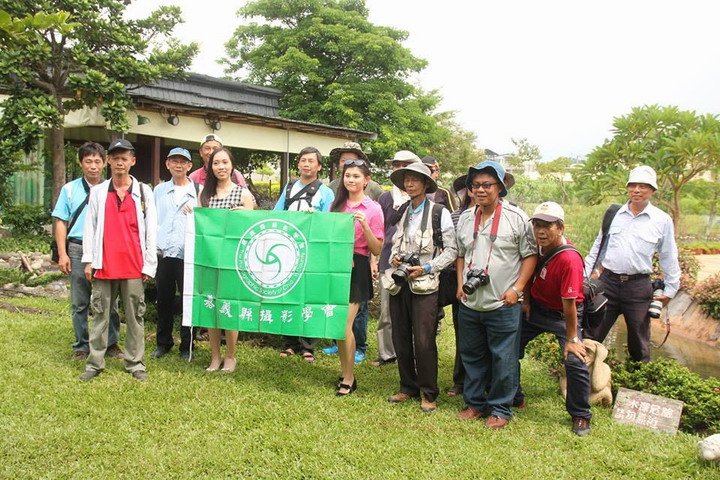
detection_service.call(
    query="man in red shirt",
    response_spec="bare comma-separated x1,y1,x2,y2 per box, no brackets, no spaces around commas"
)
80,138,157,382
515,201,592,435
188,133,247,187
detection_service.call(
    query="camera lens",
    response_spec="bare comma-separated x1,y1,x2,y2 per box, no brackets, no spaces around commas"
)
462,277,481,295
392,265,410,285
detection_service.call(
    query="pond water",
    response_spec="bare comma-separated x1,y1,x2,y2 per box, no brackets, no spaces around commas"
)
604,320,720,379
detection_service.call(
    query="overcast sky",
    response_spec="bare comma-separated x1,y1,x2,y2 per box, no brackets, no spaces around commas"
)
126,0,720,161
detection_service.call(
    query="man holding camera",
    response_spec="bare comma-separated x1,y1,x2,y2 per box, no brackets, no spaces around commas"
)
584,165,680,362
515,202,592,436
385,162,457,413
455,161,537,429
373,151,422,367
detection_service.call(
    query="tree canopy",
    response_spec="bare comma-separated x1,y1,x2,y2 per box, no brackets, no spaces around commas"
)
0,1,198,205
427,116,485,181
574,105,720,229
505,137,541,171
223,0,450,163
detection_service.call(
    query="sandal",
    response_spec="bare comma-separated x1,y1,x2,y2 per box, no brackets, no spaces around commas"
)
371,357,396,367
279,348,295,358
447,386,463,397
221,358,236,373
336,378,357,397
301,351,316,363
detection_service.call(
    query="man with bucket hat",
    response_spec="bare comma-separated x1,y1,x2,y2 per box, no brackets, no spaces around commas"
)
443,170,517,397
384,162,457,413
455,160,537,429
584,165,680,362
152,147,201,359
371,150,422,367
515,201,592,435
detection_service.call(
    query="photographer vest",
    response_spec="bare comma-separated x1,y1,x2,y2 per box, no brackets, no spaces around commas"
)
383,199,444,295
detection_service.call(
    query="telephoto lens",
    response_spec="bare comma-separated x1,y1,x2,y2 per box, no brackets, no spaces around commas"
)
648,279,666,319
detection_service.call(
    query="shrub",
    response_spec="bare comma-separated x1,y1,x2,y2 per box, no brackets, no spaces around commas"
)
655,248,700,290
2,204,50,236
0,235,51,254
611,358,720,434
524,333,563,371
678,248,700,290
692,272,720,319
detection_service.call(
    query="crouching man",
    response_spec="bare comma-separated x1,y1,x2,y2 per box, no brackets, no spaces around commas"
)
80,139,157,382
515,202,592,436
385,162,457,413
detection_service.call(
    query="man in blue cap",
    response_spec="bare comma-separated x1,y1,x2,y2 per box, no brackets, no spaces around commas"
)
455,160,537,429
152,147,201,359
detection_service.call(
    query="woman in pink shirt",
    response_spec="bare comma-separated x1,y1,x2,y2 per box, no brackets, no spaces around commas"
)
330,159,384,396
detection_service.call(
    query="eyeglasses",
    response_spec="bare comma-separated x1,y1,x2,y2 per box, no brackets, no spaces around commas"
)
167,157,191,164
470,182,498,190
344,159,367,167
428,167,439,173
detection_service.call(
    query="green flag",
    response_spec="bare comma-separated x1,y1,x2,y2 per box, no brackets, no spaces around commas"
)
182,209,354,339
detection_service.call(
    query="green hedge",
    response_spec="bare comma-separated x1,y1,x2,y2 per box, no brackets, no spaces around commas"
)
525,333,720,434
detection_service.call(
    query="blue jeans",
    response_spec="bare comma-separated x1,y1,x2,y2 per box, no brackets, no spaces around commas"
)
515,300,591,419
353,300,368,353
68,242,119,352
459,303,521,420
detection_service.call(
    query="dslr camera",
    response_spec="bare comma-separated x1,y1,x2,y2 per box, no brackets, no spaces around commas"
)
648,278,665,319
462,268,490,295
391,252,421,285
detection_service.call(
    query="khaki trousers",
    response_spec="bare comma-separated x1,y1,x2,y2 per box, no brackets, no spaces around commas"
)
86,278,146,373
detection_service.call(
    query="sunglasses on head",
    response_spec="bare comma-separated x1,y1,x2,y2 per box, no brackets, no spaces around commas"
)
344,159,367,167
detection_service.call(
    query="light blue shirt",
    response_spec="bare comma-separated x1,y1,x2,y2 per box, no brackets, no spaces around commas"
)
154,179,199,259
584,202,681,297
274,180,335,212
51,177,91,240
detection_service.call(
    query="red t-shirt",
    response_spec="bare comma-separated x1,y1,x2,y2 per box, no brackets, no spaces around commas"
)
95,187,143,280
530,241,585,311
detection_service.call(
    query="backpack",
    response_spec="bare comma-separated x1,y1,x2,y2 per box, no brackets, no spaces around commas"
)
284,179,322,210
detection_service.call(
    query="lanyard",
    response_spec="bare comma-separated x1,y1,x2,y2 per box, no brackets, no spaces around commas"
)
402,198,430,254
467,201,503,273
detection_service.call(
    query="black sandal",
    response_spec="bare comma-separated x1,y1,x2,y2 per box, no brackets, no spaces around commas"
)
336,378,357,396
301,351,316,363
279,348,295,358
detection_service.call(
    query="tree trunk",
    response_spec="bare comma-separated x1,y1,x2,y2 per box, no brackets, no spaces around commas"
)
672,187,681,234
50,126,65,206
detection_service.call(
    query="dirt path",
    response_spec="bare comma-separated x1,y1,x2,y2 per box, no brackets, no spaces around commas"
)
696,254,720,282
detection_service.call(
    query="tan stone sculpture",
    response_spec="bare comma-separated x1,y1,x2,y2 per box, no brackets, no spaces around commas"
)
560,339,613,406
698,434,720,462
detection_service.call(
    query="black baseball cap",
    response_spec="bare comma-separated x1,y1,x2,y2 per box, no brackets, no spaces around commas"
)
108,138,135,153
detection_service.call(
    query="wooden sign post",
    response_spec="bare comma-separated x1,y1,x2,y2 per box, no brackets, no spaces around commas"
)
612,387,684,434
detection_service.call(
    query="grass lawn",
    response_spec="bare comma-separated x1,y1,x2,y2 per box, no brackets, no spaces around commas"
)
0,295,716,479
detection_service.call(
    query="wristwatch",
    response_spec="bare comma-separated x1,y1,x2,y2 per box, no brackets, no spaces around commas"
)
568,336,580,344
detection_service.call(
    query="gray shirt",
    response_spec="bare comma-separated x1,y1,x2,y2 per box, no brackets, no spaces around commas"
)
456,202,537,311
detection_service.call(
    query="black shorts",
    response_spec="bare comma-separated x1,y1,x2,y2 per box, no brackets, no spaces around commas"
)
349,253,373,304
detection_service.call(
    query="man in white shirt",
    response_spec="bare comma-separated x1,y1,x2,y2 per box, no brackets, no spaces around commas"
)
584,165,680,362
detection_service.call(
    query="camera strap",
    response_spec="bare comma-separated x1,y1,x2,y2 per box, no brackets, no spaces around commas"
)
402,198,431,255
468,201,503,273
